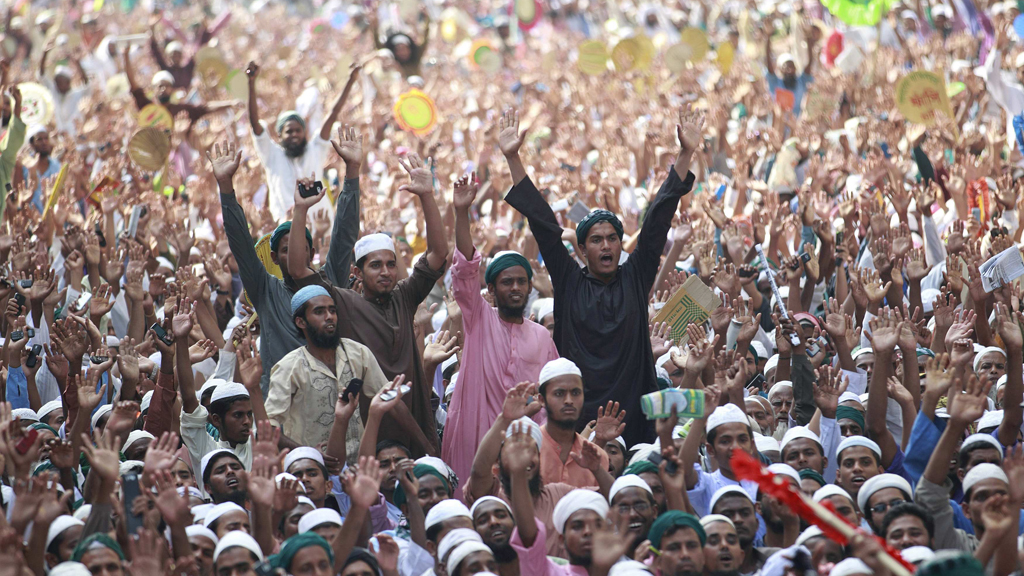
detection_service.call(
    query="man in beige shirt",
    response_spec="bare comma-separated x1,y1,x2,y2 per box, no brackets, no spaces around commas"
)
267,286,398,461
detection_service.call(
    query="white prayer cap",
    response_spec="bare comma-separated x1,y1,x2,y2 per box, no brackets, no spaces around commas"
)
469,496,510,519
838,392,864,407
106,335,121,348
534,298,554,322
977,410,1003,431
49,563,91,576
210,382,249,403
552,489,608,534
795,525,824,547
505,416,542,449
709,486,752,513
38,400,64,420
165,41,184,53
852,347,874,361
754,434,780,453
655,346,680,370
764,354,780,375
26,124,47,141
932,4,952,17
973,347,1006,373
424,499,471,531
781,426,821,451
962,463,1009,496
707,404,749,432
213,531,264,562
438,528,482,561
628,444,657,466
46,515,84,550
139,390,154,412
186,525,219,544
73,504,92,521
446,541,492,575
121,430,155,453
776,53,795,67
768,381,793,401
119,460,144,476
179,486,204,500
296,496,315,508
54,65,73,78
90,404,113,430
354,233,396,262
857,474,913,512
284,446,325,471
445,379,457,401
298,508,343,534
199,378,227,400
901,546,935,565
751,341,768,362
12,408,39,422
830,557,872,576
276,473,305,492
961,434,1003,459
837,436,881,458
152,70,175,86
767,463,801,485
608,560,654,576
997,375,1008,391
203,502,247,529
539,358,582,385
191,504,215,523
200,449,240,480
609,474,653,502
699,514,735,529
441,354,459,375
813,484,854,504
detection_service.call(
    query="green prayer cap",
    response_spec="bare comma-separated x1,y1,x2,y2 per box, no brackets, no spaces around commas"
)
798,468,826,489
649,511,706,548
575,209,623,246
835,406,866,431
484,251,533,285
269,221,314,253
272,532,334,571
623,460,659,476
275,110,306,133
72,533,125,562
394,463,450,507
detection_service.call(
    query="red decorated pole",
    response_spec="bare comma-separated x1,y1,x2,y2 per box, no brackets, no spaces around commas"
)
729,448,914,576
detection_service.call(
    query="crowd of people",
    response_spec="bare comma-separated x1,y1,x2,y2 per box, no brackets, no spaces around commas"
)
0,0,1021,575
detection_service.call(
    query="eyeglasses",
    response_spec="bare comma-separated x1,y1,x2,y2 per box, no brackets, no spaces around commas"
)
869,498,906,515
616,502,652,515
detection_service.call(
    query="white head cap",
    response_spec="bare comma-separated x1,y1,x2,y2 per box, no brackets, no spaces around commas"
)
121,430,155,453
813,484,854,505
709,486,752,514
203,502,247,529
354,233,396,262
830,557,873,576
767,463,801,484
424,499,471,531
901,546,935,565
857,474,913,512
962,463,1009,497
781,426,821,452
283,446,325,471
438,528,482,562
551,489,608,534
210,382,249,403
38,400,64,421
48,563,91,576
185,525,219,545
46,515,85,550
699,514,735,529
754,434,781,453
608,474,653,502
152,70,175,86
505,416,543,449
977,410,1003,431
446,541,493,575
297,508,343,534
960,434,1003,460
213,530,264,562
90,404,113,430
707,404,749,432
539,358,582,385
837,436,882,459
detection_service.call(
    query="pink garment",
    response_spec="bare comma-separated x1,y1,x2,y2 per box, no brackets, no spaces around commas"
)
442,248,559,498
511,518,588,576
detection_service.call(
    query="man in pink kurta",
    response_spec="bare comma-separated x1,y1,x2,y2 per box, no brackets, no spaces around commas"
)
445,175,560,496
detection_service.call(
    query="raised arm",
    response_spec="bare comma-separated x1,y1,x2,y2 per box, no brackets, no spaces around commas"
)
245,62,262,136
468,382,541,501
396,153,447,271
453,173,480,260
170,298,200,414
865,309,901,468
505,423,540,546
994,303,1024,446
286,175,326,280
319,66,361,141
323,125,364,285
207,142,269,299
123,47,139,91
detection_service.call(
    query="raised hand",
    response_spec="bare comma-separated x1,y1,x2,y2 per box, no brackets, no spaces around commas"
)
569,439,603,473
994,303,1024,352
343,455,385,509
151,469,191,526
171,297,196,339
923,354,954,398
676,109,705,155
294,172,326,209
235,337,263,391
501,381,542,421
368,375,408,417
867,306,901,352
498,108,526,156
945,220,965,254
452,172,480,210
143,432,180,476
503,421,538,475
423,330,460,367
74,373,108,414
81,430,122,484
331,124,362,164
396,153,433,196
592,401,626,444
206,142,243,184
906,247,928,282
649,322,674,358
947,375,991,428
944,308,976,346
248,454,278,507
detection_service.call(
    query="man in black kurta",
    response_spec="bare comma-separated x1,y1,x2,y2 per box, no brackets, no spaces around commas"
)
497,108,702,446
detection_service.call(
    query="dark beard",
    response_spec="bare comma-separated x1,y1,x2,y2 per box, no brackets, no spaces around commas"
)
283,139,308,158
212,488,247,506
498,467,542,499
492,543,518,564
158,94,172,104
782,76,797,90
310,325,341,349
567,552,591,567
496,302,526,319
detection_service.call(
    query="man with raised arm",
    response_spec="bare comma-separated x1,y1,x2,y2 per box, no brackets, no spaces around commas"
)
497,107,701,446
246,60,361,221
444,172,559,489
286,152,447,456
207,134,361,397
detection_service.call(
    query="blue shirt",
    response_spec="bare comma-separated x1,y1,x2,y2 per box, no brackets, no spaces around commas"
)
22,158,62,212
767,73,814,117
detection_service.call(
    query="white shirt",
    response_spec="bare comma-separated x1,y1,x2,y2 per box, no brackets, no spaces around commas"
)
180,404,253,496
251,120,331,221
982,49,1024,151
42,77,89,136
687,466,760,517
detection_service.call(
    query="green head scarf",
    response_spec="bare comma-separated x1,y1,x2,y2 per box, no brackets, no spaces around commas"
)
835,406,866,431
275,110,306,133
272,532,334,571
72,533,125,562
916,551,983,576
575,209,624,246
623,460,659,476
484,251,533,285
269,221,314,253
31,422,59,437
649,511,706,548
394,463,450,507
798,468,826,489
